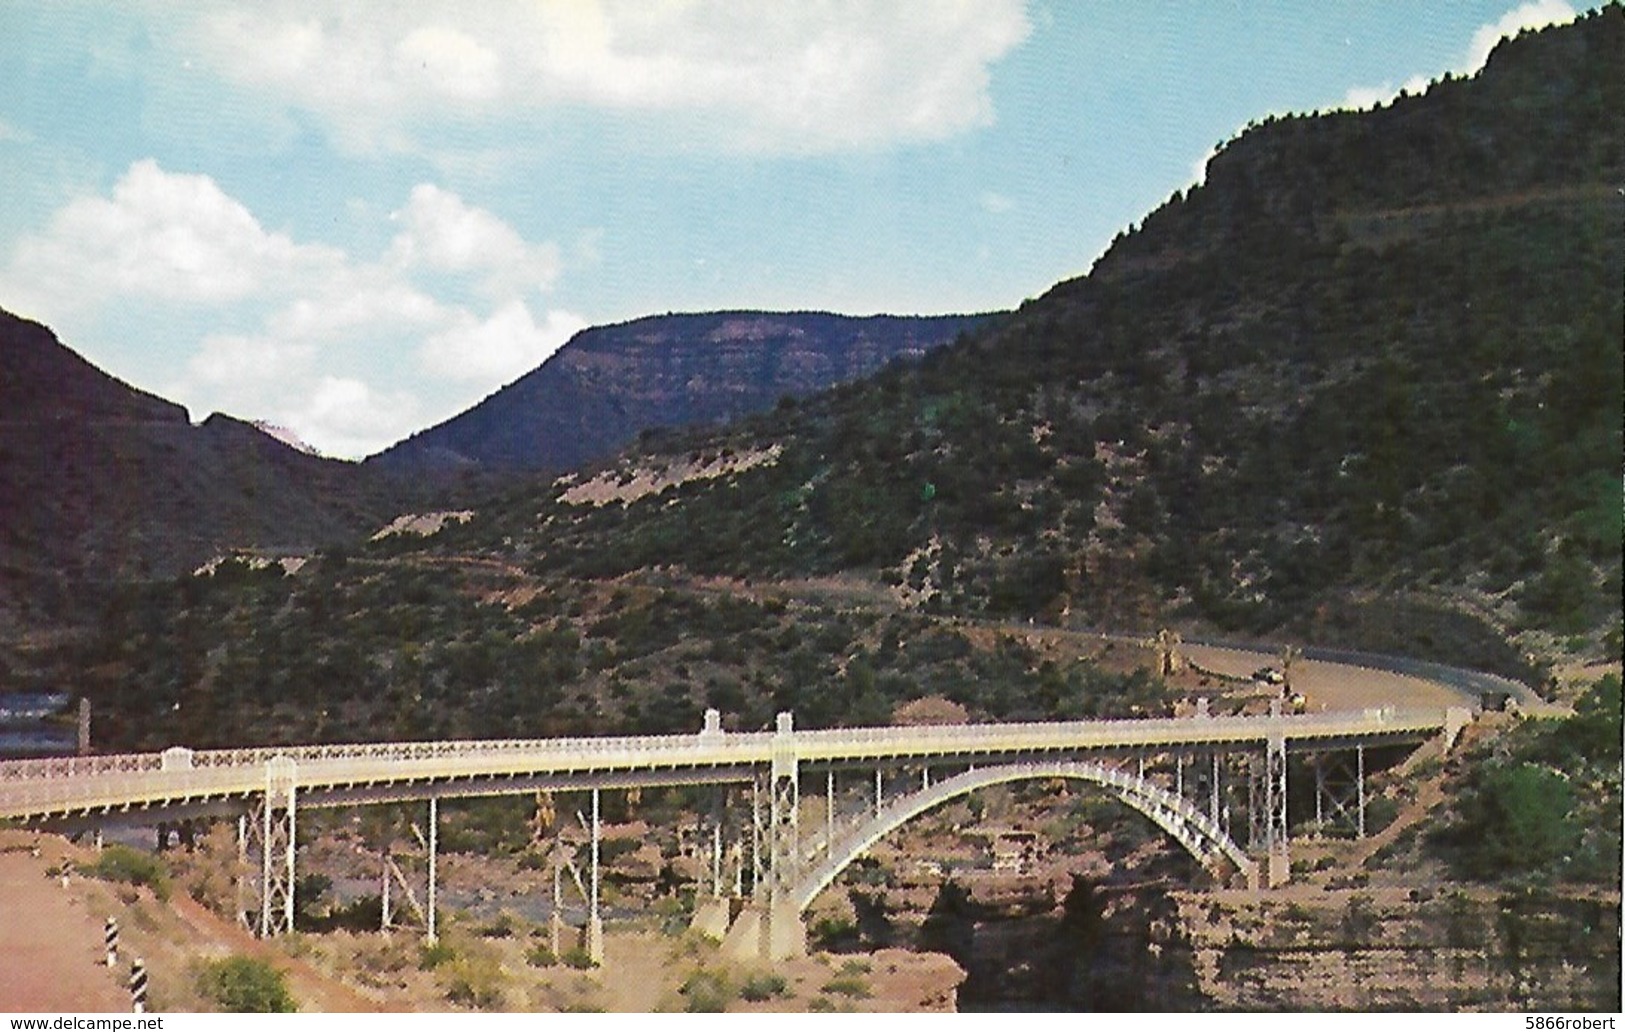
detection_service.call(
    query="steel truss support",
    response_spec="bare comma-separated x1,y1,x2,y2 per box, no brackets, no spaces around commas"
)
241,756,298,937
1311,745,1368,838
768,713,799,907
710,787,726,898
1210,752,1224,830
547,844,594,959
1265,733,1289,887
750,773,767,896
586,788,602,963
426,797,439,944
825,770,835,854
379,846,431,935
1247,753,1264,852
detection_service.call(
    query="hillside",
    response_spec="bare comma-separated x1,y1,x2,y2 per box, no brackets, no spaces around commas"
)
370,311,993,475
0,307,406,632
502,9,1623,676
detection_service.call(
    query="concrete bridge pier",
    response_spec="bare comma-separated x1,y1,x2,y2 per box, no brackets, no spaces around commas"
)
720,900,805,963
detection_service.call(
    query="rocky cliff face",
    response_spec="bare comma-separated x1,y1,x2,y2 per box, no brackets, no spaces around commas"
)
820,863,1619,1011
369,310,993,475
1176,887,1621,1011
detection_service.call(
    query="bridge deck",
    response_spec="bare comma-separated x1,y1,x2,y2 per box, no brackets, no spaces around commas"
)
0,708,1463,823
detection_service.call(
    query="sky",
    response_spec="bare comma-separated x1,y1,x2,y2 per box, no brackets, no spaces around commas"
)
0,1,1586,459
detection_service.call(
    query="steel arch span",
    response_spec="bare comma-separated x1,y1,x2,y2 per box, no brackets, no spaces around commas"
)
791,760,1259,910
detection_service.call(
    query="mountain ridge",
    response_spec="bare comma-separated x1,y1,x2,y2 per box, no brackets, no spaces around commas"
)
369,309,996,475
0,307,405,631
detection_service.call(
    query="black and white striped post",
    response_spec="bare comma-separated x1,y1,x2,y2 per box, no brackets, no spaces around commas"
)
128,958,148,1014
104,916,119,968
59,858,74,889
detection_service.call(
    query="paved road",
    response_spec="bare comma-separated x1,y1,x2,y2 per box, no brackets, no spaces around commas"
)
1179,637,1553,713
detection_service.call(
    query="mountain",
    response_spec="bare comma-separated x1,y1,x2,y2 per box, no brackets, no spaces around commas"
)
512,8,1623,670
0,308,403,631
368,311,994,475
40,10,1624,753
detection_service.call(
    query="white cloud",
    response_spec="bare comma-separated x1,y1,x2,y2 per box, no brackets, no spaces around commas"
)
0,160,581,458
1189,144,1219,186
184,1,1031,155
293,376,427,462
0,159,339,313
388,183,560,298
1464,0,1575,73
186,333,314,388
1338,1,1574,110
420,301,588,383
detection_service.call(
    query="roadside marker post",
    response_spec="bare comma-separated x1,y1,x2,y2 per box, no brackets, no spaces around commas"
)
129,957,148,1014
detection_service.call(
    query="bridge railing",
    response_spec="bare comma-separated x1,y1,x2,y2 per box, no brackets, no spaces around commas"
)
0,708,1451,786
0,729,779,782
0,751,163,782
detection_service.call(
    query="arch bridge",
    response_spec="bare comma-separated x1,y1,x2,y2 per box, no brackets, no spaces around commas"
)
0,704,1470,960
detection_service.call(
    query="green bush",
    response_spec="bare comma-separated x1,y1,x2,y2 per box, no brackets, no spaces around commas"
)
477,912,517,938
419,940,457,970
1450,762,1579,879
560,945,597,970
197,956,297,1013
524,942,556,967
679,969,733,1012
821,974,871,999
88,845,171,901
739,972,788,1001
443,958,505,1010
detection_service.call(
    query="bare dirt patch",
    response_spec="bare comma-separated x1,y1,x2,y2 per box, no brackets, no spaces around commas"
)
558,446,781,506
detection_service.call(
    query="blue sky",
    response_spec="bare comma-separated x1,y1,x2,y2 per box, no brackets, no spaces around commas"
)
0,1,1584,458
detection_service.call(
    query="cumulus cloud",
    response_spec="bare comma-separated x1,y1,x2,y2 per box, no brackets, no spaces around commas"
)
0,160,580,457
183,1,1031,155
293,377,428,461
0,159,340,313
421,301,588,383
1463,0,1576,73
1338,0,1574,110
388,183,561,298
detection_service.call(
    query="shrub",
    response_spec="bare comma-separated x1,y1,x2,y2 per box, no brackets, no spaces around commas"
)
419,940,458,970
560,945,597,969
739,972,788,1001
525,942,556,967
679,969,733,1012
477,912,517,938
197,956,297,1012
1449,762,1580,879
443,958,505,1010
822,974,871,999
88,845,171,901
